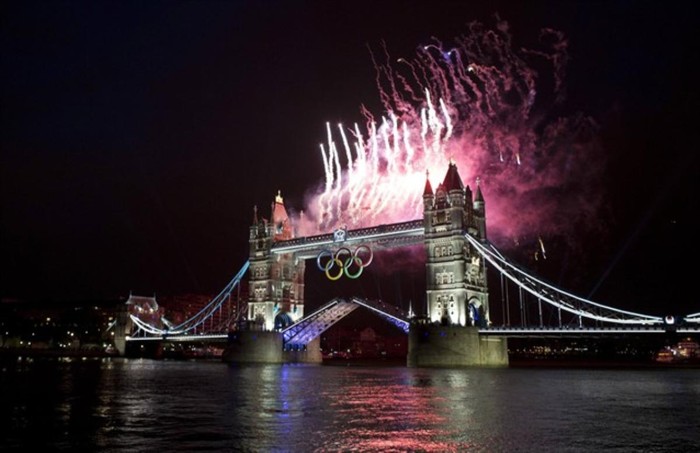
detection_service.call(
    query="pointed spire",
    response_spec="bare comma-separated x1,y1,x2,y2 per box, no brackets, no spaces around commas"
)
475,176,484,202
271,189,293,240
252,205,258,224
423,169,434,196
442,160,464,191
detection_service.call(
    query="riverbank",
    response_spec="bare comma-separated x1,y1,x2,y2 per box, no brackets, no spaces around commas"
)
0,347,117,359
508,357,700,369
4,348,699,369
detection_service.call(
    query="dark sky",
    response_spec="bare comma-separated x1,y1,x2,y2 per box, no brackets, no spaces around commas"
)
1,1,698,318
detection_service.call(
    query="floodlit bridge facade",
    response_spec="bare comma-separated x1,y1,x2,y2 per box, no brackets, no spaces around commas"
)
119,162,700,366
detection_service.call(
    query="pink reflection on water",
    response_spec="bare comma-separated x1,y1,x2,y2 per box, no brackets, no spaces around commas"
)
315,377,478,451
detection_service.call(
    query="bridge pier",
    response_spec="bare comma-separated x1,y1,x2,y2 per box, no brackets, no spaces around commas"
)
221,331,322,364
113,307,130,357
407,323,508,367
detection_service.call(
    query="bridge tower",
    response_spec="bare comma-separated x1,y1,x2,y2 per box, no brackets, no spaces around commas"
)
247,191,305,331
409,161,507,367
422,161,490,327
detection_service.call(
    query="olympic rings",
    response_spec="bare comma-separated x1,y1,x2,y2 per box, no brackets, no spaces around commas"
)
316,245,373,280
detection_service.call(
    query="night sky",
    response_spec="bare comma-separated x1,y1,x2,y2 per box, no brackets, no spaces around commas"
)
1,1,698,318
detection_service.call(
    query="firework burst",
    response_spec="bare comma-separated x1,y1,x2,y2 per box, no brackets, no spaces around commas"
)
297,17,605,253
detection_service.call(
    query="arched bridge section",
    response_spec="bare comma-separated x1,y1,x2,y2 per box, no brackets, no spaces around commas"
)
281,297,410,350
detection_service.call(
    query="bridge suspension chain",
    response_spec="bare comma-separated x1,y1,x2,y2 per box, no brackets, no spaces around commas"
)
464,234,665,326
130,261,250,336
685,312,700,324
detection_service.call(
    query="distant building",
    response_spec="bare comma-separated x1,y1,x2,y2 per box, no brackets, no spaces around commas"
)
0,297,124,354
126,294,164,329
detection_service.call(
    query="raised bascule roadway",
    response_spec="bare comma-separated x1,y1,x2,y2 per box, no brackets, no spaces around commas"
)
119,162,700,366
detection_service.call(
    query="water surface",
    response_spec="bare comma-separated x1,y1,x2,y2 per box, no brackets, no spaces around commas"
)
2,357,698,452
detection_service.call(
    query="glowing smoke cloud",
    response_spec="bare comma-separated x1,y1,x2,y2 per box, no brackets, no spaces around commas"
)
298,17,605,254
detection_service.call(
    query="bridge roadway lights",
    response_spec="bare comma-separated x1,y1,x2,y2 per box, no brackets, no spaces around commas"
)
407,323,509,367
221,331,322,364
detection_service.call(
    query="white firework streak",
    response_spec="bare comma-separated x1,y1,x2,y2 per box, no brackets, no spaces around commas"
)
299,18,604,256
315,90,453,230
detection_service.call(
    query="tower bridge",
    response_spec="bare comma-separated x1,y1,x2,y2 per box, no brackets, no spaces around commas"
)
118,161,700,366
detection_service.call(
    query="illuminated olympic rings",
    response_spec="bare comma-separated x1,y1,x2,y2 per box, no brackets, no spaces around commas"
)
316,245,373,281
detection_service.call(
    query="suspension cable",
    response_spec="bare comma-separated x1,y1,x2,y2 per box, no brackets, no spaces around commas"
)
466,234,663,325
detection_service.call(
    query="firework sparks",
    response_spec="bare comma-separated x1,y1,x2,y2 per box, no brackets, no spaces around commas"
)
297,17,605,253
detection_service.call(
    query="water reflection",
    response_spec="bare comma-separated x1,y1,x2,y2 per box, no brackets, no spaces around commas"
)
225,366,516,452
317,370,453,451
1,359,699,452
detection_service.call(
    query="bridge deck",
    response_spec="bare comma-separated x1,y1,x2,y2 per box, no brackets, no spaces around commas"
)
480,326,700,336
271,219,424,257
281,297,411,348
125,324,700,344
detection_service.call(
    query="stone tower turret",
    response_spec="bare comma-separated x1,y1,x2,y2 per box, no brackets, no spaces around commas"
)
422,162,490,327
247,192,305,331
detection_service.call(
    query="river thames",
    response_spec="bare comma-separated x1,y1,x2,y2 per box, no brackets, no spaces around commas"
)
1,357,698,452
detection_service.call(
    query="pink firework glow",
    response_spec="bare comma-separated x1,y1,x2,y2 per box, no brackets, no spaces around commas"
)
295,17,606,252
